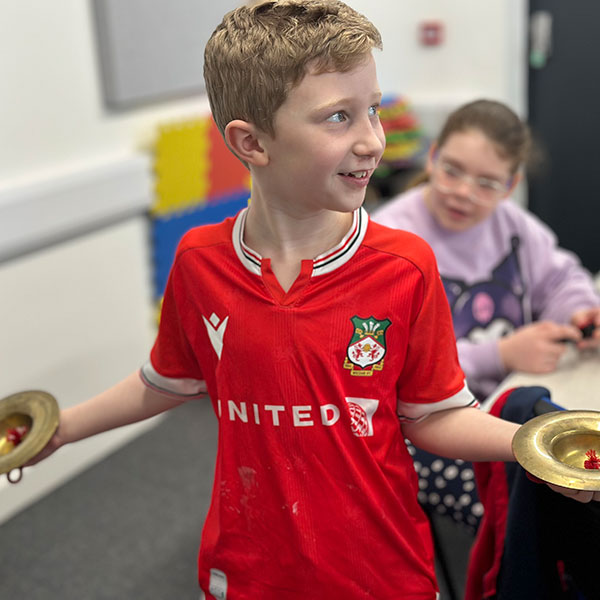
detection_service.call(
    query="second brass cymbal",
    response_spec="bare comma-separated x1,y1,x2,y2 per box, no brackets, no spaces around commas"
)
512,410,600,491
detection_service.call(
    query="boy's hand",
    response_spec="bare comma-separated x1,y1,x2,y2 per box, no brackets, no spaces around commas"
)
570,307,600,349
23,429,63,467
527,472,600,503
546,483,600,503
499,321,581,373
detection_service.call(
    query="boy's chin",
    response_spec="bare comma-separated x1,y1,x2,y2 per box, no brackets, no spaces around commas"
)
333,201,364,214
335,193,368,213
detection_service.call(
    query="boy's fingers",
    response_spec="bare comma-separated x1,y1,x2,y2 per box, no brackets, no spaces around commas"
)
528,474,600,503
526,471,544,484
546,483,598,503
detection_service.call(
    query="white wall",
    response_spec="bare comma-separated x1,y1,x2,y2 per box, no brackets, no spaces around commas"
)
0,1,526,188
0,217,158,523
0,1,210,521
348,0,527,134
0,1,211,186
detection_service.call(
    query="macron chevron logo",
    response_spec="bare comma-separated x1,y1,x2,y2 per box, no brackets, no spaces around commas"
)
202,313,229,359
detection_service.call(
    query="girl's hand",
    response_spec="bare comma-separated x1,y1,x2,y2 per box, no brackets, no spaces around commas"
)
498,321,581,373
570,307,600,349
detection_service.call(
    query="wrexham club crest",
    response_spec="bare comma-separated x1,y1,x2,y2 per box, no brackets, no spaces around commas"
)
344,316,392,376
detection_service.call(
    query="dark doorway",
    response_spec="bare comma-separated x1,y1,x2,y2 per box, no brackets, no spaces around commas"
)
527,1,600,274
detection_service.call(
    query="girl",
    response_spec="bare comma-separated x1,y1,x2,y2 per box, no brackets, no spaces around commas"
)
373,99,600,402
372,99,600,533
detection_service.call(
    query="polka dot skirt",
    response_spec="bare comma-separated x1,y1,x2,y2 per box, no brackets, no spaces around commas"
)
406,441,483,534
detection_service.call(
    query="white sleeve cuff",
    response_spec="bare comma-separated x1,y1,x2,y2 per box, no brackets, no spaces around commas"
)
140,361,207,398
397,382,478,422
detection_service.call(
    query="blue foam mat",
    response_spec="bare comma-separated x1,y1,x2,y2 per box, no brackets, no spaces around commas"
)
152,190,249,298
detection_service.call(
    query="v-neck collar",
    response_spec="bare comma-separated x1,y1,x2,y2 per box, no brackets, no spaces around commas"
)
232,206,369,279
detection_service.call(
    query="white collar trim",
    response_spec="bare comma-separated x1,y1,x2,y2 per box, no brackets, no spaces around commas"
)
232,207,369,277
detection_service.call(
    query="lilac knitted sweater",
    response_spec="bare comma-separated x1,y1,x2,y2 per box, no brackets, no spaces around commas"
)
372,184,599,399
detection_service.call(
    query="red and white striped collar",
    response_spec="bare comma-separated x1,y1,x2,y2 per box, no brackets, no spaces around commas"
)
232,207,369,277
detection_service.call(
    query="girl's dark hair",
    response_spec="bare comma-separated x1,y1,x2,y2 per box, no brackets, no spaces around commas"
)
437,99,531,173
405,99,531,190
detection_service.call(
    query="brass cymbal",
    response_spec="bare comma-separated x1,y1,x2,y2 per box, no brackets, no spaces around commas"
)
512,410,600,491
0,391,59,478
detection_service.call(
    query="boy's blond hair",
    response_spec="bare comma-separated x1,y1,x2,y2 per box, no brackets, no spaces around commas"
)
204,0,382,137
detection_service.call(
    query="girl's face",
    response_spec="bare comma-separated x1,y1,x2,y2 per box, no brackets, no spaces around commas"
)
424,129,520,232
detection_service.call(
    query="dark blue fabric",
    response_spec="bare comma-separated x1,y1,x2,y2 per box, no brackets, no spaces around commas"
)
408,443,481,533
495,386,597,600
496,386,556,599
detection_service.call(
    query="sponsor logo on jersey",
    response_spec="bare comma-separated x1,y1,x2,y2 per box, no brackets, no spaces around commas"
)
344,316,391,376
345,397,379,437
216,397,379,437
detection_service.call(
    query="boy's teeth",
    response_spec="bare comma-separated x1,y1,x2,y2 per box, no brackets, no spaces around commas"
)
345,171,367,178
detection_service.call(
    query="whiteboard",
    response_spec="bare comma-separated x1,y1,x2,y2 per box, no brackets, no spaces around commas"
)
92,0,242,109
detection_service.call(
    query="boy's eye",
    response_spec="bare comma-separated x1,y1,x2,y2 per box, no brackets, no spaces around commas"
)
327,111,346,123
368,105,380,118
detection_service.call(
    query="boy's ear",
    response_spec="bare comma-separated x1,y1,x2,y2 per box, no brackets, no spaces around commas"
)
425,141,439,175
225,120,269,167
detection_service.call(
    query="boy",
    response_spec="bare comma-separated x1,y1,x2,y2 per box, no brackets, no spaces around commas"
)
31,2,598,598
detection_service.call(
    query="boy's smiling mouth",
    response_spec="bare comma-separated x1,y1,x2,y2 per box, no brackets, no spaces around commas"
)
338,170,372,188
341,170,368,178
339,169,373,181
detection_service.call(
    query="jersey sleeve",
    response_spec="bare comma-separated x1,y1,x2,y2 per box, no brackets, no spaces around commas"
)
396,245,477,422
140,250,207,398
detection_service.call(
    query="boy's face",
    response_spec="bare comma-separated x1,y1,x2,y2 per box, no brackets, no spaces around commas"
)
259,54,385,215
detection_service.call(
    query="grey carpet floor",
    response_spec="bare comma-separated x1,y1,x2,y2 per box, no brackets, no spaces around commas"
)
0,400,217,600
0,399,471,599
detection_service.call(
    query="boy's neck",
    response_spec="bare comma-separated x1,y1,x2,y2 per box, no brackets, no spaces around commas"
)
243,201,355,293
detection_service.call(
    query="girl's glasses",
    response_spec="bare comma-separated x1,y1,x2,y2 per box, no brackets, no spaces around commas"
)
432,158,512,206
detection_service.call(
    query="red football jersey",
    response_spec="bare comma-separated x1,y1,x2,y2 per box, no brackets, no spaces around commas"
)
141,207,476,599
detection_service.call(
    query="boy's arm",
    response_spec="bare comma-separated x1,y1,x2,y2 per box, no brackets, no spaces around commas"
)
403,406,600,503
28,371,186,464
402,406,517,462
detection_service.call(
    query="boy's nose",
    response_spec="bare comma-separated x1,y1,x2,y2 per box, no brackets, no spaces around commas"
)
353,121,385,158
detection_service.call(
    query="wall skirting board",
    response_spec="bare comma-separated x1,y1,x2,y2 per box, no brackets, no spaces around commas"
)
0,153,153,264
